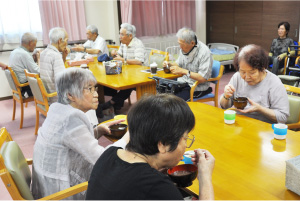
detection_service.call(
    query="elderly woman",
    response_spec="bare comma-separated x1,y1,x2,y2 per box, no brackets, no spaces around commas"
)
86,94,215,200
31,68,129,199
269,21,295,75
220,44,289,124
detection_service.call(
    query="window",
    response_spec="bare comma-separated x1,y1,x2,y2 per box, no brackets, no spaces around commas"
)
0,0,42,44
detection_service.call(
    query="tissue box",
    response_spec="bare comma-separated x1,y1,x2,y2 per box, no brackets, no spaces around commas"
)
286,155,300,195
104,61,122,75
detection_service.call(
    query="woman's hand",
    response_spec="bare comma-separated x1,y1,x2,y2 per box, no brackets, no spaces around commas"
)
192,149,215,178
238,97,261,113
94,119,125,139
192,149,215,200
224,84,235,99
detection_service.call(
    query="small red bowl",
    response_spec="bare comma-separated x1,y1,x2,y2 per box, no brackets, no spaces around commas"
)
167,164,198,187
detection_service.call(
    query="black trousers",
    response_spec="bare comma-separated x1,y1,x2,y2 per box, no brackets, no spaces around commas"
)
269,56,285,75
21,85,33,97
174,85,212,101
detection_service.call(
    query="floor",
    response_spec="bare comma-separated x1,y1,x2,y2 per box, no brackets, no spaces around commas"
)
0,67,235,200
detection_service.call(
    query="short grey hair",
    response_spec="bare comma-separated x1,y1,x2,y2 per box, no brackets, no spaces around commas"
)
176,27,197,44
56,67,97,105
86,25,98,34
49,27,66,44
120,23,136,37
21,32,37,45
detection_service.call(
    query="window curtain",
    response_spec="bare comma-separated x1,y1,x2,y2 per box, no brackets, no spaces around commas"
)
0,0,43,44
120,0,196,37
38,0,87,44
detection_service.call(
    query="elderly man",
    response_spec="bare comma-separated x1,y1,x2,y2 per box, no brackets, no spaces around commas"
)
100,23,145,114
9,32,40,97
40,27,98,125
72,25,109,57
163,28,213,101
114,23,145,65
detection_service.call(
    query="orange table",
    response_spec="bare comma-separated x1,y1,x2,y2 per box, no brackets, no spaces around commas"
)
186,102,300,200
88,62,180,102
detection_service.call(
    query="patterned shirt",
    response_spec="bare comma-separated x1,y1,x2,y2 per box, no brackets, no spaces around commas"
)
83,35,109,57
9,46,40,83
176,41,213,92
118,37,145,63
270,37,294,57
40,45,65,104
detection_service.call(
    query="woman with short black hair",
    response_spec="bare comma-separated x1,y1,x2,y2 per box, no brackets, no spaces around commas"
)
269,21,295,74
86,94,215,200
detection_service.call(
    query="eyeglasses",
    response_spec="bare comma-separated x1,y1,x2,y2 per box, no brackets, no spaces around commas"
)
184,134,195,148
84,86,98,94
119,33,129,37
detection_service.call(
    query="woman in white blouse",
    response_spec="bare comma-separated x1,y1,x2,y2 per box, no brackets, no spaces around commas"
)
31,67,129,199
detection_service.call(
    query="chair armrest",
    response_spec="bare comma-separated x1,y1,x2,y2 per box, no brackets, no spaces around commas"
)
26,158,33,165
190,81,199,102
38,181,88,200
296,56,300,66
45,92,57,98
19,82,30,87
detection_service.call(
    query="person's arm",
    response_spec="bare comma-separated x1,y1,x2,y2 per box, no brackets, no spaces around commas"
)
220,84,235,109
24,52,40,74
0,62,8,70
114,55,143,65
192,149,215,200
239,98,277,122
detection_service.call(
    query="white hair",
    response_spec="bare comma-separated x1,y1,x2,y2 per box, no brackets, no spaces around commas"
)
21,32,37,45
176,27,197,44
120,23,136,37
49,27,66,44
86,25,98,34
56,67,97,105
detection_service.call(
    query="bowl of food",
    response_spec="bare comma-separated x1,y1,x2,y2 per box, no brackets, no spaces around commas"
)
233,97,248,109
109,124,127,139
163,66,171,73
167,164,198,187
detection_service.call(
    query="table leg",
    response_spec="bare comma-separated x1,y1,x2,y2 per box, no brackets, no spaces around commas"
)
97,84,105,104
136,83,157,100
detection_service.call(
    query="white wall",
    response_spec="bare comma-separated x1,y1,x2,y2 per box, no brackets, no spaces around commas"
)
84,0,120,45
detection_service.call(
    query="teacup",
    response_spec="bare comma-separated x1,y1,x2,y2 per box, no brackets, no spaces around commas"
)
272,123,287,140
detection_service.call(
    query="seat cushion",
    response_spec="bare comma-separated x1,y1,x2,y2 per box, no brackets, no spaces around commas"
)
287,95,300,124
194,93,215,101
149,55,165,69
1,141,34,200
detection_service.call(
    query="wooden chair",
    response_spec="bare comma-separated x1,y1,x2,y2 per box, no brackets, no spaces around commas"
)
107,45,120,57
4,67,34,129
190,61,224,107
148,49,169,69
0,127,88,200
284,85,300,130
24,70,57,135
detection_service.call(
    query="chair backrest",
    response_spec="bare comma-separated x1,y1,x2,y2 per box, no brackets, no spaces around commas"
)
4,69,17,91
210,60,221,84
24,70,50,111
149,49,169,69
1,141,33,200
284,85,300,124
107,45,119,57
165,46,180,62
0,127,33,200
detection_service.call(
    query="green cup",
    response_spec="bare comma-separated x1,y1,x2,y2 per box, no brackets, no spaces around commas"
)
224,110,236,124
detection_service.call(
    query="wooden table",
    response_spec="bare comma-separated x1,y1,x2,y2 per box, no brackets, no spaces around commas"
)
88,62,180,102
186,102,300,200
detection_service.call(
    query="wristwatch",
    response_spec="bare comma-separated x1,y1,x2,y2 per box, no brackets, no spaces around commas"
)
84,47,86,52
124,58,127,64
187,70,191,78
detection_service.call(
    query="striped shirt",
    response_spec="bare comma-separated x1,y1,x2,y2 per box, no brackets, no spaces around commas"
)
40,45,65,104
118,37,145,63
176,41,213,92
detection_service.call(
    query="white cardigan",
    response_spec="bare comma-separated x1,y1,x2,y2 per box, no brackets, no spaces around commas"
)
31,103,126,199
